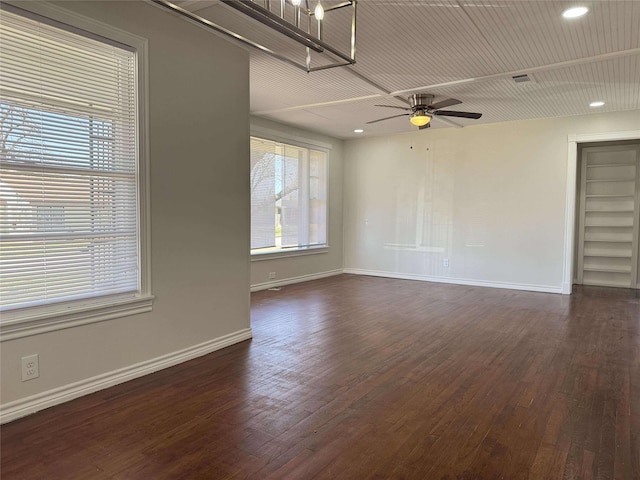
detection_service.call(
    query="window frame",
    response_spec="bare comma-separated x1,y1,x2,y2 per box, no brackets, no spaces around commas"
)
0,2,152,341
249,126,330,261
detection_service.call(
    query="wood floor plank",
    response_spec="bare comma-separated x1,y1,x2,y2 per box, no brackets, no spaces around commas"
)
1,275,638,479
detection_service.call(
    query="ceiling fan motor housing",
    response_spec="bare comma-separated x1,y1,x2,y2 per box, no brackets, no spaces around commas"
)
409,93,434,109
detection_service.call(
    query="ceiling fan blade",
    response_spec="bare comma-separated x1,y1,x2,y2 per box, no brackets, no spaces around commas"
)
434,110,482,119
418,123,431,130
366,113,410,124
428,98,462,110
374,104,411,111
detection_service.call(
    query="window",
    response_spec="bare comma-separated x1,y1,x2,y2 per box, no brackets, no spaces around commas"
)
250,136,328,255
0,4,150,338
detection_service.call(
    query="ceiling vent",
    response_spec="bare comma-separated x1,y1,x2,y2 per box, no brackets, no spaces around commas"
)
512,73,534,84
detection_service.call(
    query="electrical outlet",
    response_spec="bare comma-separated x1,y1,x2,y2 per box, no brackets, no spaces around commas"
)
268,272,276,279
443,258,450,268
21,354,39,381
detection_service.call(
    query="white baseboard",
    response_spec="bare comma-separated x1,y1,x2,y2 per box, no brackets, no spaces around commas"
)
0,328,252,424
343,268,563,294
251,269,343,292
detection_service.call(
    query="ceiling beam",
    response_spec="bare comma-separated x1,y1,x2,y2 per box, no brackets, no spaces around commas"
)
254,95,381,115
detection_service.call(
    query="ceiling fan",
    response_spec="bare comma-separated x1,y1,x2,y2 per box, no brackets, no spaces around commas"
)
367,94,482,129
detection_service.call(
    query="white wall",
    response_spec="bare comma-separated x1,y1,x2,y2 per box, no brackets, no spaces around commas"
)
343,109,640,292
1,1,251,418
249,117,344,289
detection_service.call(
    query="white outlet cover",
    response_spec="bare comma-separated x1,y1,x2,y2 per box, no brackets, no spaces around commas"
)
21,354,39,381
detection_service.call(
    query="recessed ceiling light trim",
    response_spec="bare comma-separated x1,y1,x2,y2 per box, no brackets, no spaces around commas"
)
562,6,589,18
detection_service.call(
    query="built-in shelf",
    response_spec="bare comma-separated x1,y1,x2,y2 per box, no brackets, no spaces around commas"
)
587,163,636,168
584,251,632,258
583,265,632,273
582,280,631,288
585,223,634,228
579,145,639,289
586,178,635,183
585,209,635,213
584,238,632,243
585,194,634,198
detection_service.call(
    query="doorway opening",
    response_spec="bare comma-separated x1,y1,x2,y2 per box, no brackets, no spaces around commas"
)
562,130,640,294
573,141,640,288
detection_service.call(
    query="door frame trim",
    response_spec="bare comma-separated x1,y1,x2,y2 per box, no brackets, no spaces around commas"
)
563,130,640,294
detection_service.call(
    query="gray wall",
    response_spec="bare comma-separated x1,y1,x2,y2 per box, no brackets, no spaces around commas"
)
343,109,640,292
249,117,344,288
1,1,251,408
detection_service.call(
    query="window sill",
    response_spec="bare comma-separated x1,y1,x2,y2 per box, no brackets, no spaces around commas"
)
0,294,154,341
251,246,329,262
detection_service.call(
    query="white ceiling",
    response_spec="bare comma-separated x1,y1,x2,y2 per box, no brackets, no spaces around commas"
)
165,0,640,139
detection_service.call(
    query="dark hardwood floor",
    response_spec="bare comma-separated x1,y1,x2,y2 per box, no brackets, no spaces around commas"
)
1,274,639,479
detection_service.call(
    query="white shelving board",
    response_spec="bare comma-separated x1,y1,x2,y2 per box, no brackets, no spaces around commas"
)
577,144,640,288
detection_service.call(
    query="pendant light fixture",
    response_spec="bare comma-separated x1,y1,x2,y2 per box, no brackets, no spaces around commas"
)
155,0,357,73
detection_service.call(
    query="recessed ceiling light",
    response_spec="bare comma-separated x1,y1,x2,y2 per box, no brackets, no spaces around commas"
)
590,101,605,107
562,6,589,18
353,129,364,133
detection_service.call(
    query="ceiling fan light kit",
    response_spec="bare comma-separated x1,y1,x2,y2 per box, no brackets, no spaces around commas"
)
410,111,431,127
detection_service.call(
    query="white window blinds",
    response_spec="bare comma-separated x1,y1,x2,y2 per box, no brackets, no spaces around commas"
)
250,139,278,250
0,9,140,312
250,137,327,254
